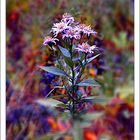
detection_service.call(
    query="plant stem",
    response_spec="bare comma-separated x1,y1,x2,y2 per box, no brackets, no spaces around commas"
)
84,53,87,62
71,67,75,117
69,42,76,118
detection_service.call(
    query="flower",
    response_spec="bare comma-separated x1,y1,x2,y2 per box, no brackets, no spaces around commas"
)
75,42,96,53
61,13,74,24
51,22,70,36
43,36,59,46
76,24,97,36
62,27,80,39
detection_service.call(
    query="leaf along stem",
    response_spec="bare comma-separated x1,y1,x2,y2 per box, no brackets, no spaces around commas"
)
76,53,87,84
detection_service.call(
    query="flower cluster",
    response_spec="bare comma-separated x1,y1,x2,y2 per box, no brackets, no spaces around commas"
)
43,36,59,46
43,13,97,54
75,42,96,53
75,24,97,36
61,13,74,24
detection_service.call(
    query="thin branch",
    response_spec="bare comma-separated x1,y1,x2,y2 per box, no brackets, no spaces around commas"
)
45,86,64,98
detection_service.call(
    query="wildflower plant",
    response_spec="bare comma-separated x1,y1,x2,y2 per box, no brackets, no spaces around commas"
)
38,13,105,132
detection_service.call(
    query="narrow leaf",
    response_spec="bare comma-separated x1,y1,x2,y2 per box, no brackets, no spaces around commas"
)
57,103,67,108
52,94,66,99
83,54,100,65
77,78,100,87
39,66,67,76
35,98,65,108
83,96,111,104
35,132,64,140
64,56,74,68
81,112,104,121
79,60,84,68
79,122,91,128
58,45,71,57
45,86,65,98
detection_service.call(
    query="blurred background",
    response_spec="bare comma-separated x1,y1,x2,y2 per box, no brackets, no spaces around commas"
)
6,0,134,140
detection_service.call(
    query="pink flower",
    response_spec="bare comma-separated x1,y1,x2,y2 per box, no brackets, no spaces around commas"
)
76,24,97,36
75,42,96,53
62,27,80,39
43,36,59,45
51,22,70,36
61,13,74,24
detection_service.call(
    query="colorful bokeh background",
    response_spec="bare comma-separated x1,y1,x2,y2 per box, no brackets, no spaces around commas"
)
6,0,134,140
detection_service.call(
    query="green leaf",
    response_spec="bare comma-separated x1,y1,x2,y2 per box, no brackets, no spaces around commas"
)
79,60,84,69
35,132,64,140
52,94,66,99
57,103,67,108
77,78,100,87
99,135,114,140
80,53,86,61
39,66,67,76
58,45,71,57
45,86,65,98
79,122,91,128
64,56,74,68
83,96,111,104
81,112,104,121
84,54,100,65
35,98,65,108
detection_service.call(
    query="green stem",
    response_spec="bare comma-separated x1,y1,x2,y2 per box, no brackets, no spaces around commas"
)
84,53,87,62
69,43,76,118
71,67,75,117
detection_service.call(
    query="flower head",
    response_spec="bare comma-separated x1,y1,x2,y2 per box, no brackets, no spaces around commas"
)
62,27,80,39
43,36,59,46
75,42,96,53
61,13,74,24
51,22,70,36
76,24,97,36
